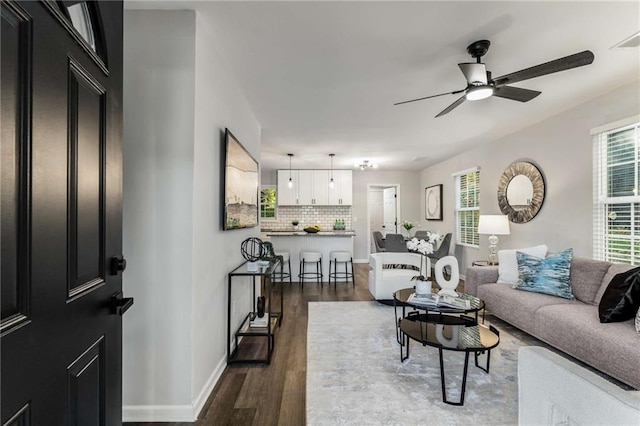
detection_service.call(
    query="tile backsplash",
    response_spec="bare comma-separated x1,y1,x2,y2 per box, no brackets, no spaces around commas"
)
262,206,352,231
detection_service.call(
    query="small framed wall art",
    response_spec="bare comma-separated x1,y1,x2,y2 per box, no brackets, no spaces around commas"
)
425,184,443,221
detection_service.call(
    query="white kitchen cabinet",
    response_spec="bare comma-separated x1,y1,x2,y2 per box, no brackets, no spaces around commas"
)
328,170,353,205
277,169,299,205
298,170,329,205
278,170,333,206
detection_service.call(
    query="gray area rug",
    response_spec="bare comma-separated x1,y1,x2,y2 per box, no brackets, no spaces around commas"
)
306,301,540,426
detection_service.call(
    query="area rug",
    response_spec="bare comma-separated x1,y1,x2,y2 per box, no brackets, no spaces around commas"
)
306,301,540,426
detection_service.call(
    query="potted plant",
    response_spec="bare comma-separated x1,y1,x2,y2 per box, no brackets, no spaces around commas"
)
401,220,417,238
292,220,299,230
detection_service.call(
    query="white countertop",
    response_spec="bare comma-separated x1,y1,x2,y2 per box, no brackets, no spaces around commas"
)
265,231,355,237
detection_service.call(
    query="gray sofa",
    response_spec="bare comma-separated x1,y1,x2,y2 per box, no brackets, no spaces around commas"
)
466,257,640,390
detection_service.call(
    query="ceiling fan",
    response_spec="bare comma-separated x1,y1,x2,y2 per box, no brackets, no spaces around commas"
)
394,40,594,118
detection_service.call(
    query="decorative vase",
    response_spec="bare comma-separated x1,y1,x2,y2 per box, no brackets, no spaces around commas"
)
415,280,431,296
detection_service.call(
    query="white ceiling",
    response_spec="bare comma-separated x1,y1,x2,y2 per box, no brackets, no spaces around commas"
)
127,1,640,172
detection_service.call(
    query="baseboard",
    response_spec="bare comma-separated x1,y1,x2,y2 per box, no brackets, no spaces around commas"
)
123,356,226,423
122,404,194,422
193,356,226,419
354,258,369,264
460,273,466,281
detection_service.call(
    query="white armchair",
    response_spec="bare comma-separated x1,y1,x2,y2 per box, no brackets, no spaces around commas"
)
368,252,430,300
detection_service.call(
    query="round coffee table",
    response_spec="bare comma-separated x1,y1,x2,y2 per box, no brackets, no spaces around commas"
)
393,287,499,406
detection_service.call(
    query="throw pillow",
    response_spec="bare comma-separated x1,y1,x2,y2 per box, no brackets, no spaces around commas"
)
497,244,548,284
598,266,640,323
636,306,640,335
513,249,574,299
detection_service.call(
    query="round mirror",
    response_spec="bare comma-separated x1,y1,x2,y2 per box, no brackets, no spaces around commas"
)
497,161,545,223
506,175,534,211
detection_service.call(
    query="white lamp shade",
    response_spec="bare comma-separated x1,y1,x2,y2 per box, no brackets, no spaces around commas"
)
478,215,510,235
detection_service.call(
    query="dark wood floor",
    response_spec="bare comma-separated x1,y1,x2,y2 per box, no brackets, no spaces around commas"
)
127,264,462,426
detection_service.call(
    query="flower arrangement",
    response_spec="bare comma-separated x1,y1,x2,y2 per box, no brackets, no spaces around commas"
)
401,220,416,231
407,237,434,255
425,231,442,245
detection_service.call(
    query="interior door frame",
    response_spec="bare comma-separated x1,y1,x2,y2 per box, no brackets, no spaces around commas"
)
366,183,401,256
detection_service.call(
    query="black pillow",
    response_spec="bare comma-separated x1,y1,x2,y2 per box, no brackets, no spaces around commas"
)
599,266,640,323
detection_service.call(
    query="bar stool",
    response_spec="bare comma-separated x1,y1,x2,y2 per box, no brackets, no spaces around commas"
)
299,251,323,287
329,251,355,287
272,251,292,285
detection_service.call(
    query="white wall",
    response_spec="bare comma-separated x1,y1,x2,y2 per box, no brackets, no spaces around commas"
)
122,10,260,421
419,80,640,274
122,10,195,411
352,170,421,260
190,11,261,411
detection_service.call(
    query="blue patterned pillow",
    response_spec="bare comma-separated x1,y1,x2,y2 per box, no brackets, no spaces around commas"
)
514,249,574,299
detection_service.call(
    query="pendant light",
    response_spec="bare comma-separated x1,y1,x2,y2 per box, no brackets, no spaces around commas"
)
287,153,294,189
329,154,335,188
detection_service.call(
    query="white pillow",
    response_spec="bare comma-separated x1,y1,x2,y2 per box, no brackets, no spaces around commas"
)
635,306,640,335
497,244,548,284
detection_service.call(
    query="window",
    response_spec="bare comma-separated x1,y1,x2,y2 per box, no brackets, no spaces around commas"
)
454,168,480,247
66,2,96,52
260,186,277,220
593,121,640,264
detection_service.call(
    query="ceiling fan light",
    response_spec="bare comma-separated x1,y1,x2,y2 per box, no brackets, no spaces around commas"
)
466,85,494,101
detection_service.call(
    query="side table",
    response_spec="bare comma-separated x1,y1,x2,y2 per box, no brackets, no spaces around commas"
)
227,260,282,365
472,260,498,266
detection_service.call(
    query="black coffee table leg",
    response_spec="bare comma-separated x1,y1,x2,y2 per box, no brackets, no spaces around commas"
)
474,325,498,373
400,330,410,362
438,348,470,406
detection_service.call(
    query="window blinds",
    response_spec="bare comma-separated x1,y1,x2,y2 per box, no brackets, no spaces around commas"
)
455,169,480,247
593,123,640,264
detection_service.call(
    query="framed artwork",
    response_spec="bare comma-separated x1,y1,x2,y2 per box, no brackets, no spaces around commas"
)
425,184,443,221
223,129,259,230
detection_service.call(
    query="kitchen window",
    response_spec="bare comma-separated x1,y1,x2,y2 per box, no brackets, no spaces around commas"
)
260,186,277,220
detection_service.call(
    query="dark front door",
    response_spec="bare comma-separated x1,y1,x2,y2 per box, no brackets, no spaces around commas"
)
1,1,126,424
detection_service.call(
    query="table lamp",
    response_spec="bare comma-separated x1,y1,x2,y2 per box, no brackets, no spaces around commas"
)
478,215,510,265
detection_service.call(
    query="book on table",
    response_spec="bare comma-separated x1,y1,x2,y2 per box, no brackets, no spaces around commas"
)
407,293,471,310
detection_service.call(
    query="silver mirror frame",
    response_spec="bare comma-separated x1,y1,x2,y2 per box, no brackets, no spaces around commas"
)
497,161,545,223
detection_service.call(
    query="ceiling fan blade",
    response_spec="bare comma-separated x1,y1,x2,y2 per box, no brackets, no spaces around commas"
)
435,95,466,118
394,89,465,106
492,50,594,87
493,86,542,102
458,63,487,85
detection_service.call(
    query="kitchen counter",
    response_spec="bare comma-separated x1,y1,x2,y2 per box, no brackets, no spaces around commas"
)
265,230,355,237
264,232,355,282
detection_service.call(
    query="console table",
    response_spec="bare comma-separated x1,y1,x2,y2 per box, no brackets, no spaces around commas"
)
227,260,282,365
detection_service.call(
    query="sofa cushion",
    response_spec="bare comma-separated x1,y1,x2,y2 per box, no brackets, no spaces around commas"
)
534,303,640,390
497,244,548,284
599,266,640,323
478,283,577,334
595,263,634,305
514,249,574,300
570,257,612,304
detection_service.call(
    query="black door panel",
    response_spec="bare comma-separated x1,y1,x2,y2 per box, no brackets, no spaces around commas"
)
1,2,124,424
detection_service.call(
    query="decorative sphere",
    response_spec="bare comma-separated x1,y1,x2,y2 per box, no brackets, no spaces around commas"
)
240,238,264,262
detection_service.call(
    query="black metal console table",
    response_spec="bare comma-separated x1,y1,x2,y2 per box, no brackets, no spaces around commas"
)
227,260,282,365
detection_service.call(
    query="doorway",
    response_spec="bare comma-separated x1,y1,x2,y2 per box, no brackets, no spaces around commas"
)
367,184,400,254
